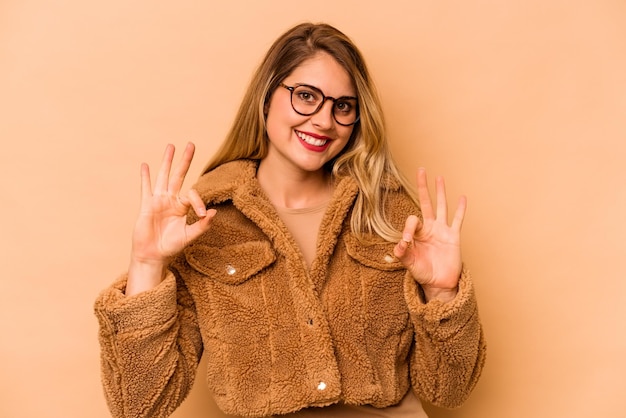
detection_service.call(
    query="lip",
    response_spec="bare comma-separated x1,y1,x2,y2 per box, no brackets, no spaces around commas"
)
295,130,332,152
296,130,331,140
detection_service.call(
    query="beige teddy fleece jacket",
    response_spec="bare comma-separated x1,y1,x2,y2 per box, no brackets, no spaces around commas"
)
94,159,486,418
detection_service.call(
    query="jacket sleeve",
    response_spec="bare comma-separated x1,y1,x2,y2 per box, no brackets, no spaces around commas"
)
94,271,203,418
404,266,487,408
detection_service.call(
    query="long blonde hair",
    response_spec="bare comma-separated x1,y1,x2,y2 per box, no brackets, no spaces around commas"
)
203,22,417,242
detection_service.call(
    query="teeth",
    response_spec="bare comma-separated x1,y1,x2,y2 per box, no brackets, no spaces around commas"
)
297,131,328,147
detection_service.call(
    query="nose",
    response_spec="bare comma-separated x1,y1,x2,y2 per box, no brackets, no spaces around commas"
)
310,99,335,130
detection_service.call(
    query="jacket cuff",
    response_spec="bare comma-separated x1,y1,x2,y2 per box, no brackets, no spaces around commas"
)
94,272,178,335
404,267,478,341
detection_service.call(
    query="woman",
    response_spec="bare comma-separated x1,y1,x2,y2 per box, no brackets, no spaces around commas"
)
95,22,486,418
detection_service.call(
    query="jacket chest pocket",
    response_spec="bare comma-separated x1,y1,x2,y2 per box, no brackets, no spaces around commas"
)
342,234,410,338
184,240,277,346
184,240,276,285
185,240,275,317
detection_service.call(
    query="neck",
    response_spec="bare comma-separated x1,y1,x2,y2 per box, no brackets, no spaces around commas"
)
257,160,333,209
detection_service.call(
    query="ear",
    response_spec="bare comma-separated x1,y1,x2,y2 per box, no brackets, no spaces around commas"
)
263,86,277,117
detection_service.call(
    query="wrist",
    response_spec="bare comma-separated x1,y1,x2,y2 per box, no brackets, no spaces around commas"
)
420,285,458,304
126,257,166,296
129,253,167,268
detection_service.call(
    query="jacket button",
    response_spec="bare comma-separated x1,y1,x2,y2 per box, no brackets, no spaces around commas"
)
226,265,236,275
317,381,327,391
383,254,395,263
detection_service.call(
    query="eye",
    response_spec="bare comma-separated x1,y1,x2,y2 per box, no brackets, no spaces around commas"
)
335,100,354,113
294,87,320,105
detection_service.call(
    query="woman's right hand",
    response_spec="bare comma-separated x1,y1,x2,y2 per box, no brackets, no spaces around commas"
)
126,142,216,295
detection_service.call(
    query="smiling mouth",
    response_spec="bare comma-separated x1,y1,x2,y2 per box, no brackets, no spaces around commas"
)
296,131,329,147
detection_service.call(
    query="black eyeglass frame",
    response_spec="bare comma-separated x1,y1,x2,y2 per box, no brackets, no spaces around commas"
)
279,83,360,126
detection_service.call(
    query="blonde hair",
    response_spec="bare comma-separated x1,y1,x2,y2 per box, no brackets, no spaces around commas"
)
203,22,417,242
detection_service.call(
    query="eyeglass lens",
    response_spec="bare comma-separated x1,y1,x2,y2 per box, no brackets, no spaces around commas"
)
290,85,358,126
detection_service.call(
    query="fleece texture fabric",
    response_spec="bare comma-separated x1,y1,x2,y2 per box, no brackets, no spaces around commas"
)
94,159,486,418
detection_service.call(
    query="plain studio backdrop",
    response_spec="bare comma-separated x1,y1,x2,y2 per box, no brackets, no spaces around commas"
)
1,1,625,417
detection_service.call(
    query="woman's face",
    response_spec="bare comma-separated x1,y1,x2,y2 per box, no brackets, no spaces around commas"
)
263,51,356,175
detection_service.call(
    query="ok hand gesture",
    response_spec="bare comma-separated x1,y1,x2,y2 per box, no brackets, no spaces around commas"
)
393,169,466,303
127,143,215,295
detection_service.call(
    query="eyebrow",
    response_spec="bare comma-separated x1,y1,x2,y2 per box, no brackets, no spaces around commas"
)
292,83,358,100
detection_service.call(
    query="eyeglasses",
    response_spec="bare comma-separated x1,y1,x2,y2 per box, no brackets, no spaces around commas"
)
279,83,360,126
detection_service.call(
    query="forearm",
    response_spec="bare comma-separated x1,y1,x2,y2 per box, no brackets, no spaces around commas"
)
99,316,201,418
95,272,203,418
411,305,486,407
405,268,487,407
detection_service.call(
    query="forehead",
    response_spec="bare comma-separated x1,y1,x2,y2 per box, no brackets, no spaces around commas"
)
286,52,356,96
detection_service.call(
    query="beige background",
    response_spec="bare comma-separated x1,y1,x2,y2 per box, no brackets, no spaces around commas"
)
1,0,625,417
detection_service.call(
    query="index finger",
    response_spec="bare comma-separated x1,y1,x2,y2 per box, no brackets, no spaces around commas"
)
168,142,196,195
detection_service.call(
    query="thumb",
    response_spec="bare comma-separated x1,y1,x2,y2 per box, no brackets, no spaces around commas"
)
185,209,217,243
393,214,420,261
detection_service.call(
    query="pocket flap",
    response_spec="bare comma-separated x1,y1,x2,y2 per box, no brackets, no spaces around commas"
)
184,240,276,285
344,233,405,271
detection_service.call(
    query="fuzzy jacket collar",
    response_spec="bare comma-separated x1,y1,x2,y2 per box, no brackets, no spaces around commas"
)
194,158,401,207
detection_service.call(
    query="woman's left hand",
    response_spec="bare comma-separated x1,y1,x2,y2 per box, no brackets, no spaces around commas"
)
393,168,466,303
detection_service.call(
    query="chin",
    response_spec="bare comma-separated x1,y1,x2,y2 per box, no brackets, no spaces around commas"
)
293,157,330,173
